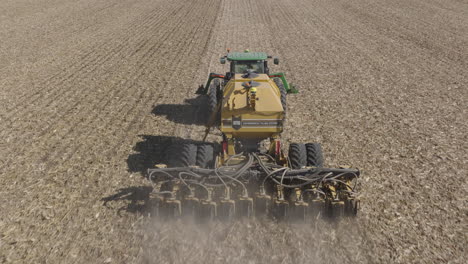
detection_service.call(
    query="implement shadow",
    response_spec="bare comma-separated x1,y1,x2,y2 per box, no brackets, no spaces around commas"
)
101,186,154,216
126,135,220,176
152,95,210,126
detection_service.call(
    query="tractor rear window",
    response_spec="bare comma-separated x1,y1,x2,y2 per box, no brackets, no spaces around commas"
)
232,61,265,73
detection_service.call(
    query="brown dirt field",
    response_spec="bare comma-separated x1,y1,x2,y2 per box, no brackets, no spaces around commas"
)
0,0,467,263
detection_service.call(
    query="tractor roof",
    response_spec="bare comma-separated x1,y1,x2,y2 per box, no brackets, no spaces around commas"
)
227,52,268,61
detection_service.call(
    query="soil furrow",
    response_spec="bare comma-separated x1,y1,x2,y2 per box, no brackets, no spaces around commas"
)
0,0,466,263
0,1,173,121
0,1,204,172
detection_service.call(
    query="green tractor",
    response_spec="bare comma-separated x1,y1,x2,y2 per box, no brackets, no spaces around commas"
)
197,49,298,96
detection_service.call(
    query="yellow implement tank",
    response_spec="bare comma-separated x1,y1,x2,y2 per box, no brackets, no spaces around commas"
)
221,73,284,139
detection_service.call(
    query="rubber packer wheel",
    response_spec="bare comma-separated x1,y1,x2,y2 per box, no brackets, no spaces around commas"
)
196,144,214,169
207,79,220,115
166,143,197,167
273,78,287,112
288,143,306,169
305,143,324,167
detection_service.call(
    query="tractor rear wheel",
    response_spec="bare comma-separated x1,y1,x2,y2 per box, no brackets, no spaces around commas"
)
196,144,214,168
208,79,220,115
305,143,324,167
274,78,287,112
166,143,197,167
288,143,306,169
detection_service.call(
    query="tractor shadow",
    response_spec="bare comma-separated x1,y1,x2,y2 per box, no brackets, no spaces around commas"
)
151,95,210,126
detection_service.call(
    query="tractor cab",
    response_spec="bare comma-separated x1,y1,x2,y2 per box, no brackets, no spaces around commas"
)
197,50,297,96
231,60,265,73
220,50,279,75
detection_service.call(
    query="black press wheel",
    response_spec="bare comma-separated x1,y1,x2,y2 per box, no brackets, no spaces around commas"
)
305,143,324,167
196,144,214,168
166,143,197,167
288,143,307,169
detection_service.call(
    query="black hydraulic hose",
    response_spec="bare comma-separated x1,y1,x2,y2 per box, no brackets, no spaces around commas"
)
149,166,358,179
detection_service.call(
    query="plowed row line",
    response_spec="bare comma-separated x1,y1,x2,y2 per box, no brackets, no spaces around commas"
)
335,0,467,79
4,3,223,260
0,2,183,144
0,1,206,172
2,0,222,184
65,0,222,166
0,0,170,121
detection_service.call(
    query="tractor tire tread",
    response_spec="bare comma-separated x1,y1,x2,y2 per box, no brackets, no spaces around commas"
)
305,143,324,167
208,79,219,115
196,144,214,168
289,143,306,169
274,78,287,112
167,143,197,167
